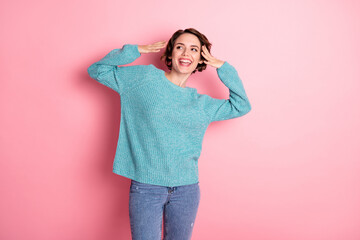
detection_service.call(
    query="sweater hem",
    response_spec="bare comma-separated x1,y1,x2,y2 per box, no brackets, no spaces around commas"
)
112,167,199,187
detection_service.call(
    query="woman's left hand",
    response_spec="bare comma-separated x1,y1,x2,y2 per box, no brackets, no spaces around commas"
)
201,45,225,69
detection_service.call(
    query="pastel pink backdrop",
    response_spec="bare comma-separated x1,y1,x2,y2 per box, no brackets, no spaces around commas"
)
1,0,359,239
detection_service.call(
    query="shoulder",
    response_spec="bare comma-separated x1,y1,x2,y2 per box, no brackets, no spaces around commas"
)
143,64,169,78
195,92,225,107
195,92,212,99
194,92,214,103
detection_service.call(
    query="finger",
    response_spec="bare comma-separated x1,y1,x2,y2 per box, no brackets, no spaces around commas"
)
202,45,212,56
154,41,167,45
151,44,163,48
202,45,208,53
201,47,211,58
149,45,164,50
152,43,167,49
150,42,166,48
201,50,210,59
155,45,166,50
203,51,215,62
203,49,211,58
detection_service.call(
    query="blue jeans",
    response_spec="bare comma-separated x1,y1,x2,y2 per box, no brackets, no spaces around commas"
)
129,180,200,240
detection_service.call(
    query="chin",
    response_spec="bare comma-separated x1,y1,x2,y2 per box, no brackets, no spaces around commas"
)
176,66,197,74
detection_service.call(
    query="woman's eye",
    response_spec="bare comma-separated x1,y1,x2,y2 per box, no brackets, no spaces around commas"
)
176,46,197,52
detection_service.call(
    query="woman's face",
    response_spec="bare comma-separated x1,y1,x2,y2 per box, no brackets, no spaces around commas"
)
170,33,204,74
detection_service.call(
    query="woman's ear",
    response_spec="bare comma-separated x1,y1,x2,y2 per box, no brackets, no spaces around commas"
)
199,60,204,64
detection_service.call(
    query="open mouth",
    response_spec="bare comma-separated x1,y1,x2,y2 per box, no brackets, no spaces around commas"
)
179,59,192,67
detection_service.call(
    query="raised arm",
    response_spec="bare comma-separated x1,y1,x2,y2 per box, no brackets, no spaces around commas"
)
87,41,167,94
200,45,251,123
87,44,141,93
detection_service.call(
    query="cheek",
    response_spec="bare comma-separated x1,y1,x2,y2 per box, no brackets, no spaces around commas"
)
193,53,202,62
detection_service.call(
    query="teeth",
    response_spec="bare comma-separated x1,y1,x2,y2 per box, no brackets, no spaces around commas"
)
180,59,191,63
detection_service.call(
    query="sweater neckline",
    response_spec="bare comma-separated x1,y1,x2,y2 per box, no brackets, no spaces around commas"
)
151,65,194,92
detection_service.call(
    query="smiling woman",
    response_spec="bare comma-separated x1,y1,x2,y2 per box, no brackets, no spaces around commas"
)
163,33,205,88
158,29,225,88
87,27,251,240
161,28,212,74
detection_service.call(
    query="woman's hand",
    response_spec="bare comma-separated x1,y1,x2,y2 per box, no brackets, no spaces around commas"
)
201,45,225,69
138,41,167,54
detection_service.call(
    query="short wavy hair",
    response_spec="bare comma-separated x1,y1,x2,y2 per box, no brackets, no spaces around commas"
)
160,28,212,74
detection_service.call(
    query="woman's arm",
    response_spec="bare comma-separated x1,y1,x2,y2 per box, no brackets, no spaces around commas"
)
87,41,167,94
200,45,252,122
87,44,141,93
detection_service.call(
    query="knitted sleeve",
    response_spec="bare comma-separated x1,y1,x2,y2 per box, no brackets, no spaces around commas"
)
203,61,252,122
87,44,141,94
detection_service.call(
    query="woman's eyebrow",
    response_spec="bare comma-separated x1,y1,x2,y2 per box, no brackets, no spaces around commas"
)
175,43,200,49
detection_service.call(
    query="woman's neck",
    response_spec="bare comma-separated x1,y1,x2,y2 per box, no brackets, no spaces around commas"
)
164,71,191,88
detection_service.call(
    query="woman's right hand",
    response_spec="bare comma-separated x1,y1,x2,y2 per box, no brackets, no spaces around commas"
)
138,41,167,54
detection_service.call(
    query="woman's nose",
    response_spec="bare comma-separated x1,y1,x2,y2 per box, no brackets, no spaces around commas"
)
181,49,190,56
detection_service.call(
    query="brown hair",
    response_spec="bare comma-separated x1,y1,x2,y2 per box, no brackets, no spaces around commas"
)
160,28,212,74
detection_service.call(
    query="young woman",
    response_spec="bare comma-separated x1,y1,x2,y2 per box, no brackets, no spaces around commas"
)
88,28,251,240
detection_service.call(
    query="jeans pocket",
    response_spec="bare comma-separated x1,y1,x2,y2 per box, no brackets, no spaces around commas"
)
130,180,142,193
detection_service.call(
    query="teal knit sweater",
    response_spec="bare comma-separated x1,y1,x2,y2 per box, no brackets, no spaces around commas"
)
87,44,251,187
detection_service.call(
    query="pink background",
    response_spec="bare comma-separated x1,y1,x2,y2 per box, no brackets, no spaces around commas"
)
1,0,359,239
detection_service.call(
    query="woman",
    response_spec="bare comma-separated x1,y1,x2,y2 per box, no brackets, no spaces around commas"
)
87,28,251,240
